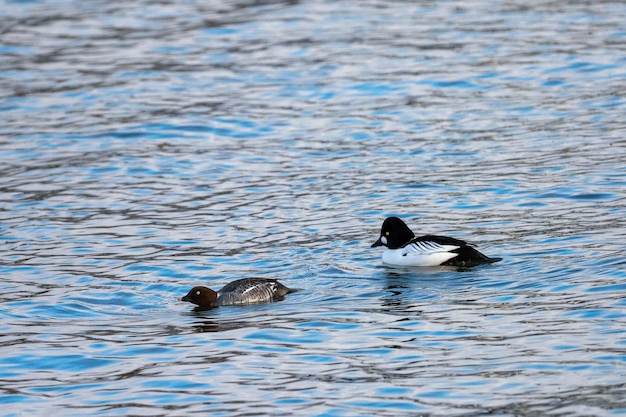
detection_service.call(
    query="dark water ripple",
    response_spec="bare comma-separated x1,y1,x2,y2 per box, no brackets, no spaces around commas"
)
1,0,626,415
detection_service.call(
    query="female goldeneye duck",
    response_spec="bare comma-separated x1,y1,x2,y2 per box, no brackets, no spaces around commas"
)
371,216,502,267
179,278,292,307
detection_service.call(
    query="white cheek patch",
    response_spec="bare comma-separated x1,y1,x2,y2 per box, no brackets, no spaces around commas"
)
381,236,387,245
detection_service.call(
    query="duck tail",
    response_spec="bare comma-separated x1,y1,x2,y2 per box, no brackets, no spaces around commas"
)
442,246,502,267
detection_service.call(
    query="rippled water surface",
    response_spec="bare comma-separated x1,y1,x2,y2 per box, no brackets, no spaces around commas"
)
2,0,626,415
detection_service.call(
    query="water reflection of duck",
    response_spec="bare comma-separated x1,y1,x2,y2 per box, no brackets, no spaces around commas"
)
179,278,292,307
371,217,502,267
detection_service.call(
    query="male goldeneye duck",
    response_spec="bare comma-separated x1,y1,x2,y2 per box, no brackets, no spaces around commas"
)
371,216,502,267
179,278,292,307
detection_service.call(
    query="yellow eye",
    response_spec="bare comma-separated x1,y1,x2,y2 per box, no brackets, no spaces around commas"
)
385,231,390,236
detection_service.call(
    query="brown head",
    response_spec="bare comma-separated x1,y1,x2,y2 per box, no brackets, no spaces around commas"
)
179,286,218,307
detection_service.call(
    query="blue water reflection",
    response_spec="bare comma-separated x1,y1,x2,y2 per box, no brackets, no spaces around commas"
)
1,0,626,415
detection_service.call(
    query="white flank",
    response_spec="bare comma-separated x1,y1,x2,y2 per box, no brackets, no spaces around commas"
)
381,241,460,267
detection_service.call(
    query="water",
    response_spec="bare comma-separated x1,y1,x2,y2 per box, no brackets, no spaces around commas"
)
1,0,625,415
